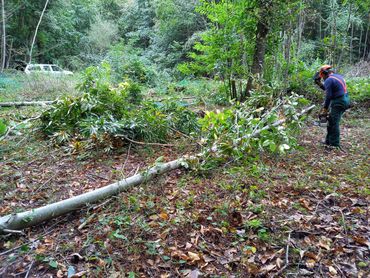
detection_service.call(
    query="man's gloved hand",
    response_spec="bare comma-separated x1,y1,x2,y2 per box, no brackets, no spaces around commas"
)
314,71,325,90
319,107,328,117
313,71,321,81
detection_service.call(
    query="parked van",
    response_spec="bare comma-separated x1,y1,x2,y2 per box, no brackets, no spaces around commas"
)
25,64,73,75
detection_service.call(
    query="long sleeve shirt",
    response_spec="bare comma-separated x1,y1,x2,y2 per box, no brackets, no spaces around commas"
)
323,74,347,108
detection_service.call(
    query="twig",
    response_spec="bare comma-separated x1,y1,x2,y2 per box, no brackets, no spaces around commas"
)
340,209,348,240
92,198,111,210
0,126,12,142
273,231,291,277
34,175,55,193
2,228,25,235
119,142,132,178
116,134,176,147
134,165,140,175
0,115,41,142
78,213,96,230
333,262,345,277
285,232,291,264
25,261,34,278
0,216,67,256
87,173,110,181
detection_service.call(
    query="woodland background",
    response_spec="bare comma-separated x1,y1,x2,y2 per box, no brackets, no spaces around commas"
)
0,1,369,277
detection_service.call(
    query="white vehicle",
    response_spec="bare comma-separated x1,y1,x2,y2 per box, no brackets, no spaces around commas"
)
25,64,73,75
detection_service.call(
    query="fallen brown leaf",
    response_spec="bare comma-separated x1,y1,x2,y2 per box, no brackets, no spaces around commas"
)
306,259,316,269
188,251,201,262
318,236,332,250
353,236,370,248
328,266,337,275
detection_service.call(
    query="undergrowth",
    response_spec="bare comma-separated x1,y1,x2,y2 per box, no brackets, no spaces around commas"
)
196,91,310,171
40,62,199,152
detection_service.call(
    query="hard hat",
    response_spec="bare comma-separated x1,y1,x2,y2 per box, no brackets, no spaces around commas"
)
319,65,332,78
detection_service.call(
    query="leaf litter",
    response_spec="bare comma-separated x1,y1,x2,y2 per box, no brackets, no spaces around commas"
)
0,115,369,277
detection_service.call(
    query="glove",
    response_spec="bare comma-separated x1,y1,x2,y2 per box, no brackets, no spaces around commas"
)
319,107,328,117
313,72,325,90
318,108,329,124
313,71,321,81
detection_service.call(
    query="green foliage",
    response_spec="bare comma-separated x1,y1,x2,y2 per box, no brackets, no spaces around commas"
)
106,43,158,86
0,120,7,136
197,91,309,169
346,78,370,102
158,100,199,134
246,219,263,230
40,63,199,152
287,60,328,102
146,0,205,70
178,0,253,99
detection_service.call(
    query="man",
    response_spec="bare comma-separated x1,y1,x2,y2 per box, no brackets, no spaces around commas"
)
314,65,350,148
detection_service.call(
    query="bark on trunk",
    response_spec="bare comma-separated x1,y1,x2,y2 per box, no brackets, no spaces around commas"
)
1,0,5,72
330,0,337,65
0,100,55,107
337,3,352,68
358,27,363,60
6,38,11,68
244,6,270,100
0,159,183,232
0,105,315,233
363,14,369,60
350,21,354,64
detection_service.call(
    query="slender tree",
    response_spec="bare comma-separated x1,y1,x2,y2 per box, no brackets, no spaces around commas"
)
363,13,369,60
28,0,49,64
1,0,5,72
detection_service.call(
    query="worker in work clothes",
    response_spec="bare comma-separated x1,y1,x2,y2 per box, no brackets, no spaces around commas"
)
314,65,350,148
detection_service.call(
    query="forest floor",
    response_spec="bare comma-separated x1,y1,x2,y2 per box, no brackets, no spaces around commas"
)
0,106,369,277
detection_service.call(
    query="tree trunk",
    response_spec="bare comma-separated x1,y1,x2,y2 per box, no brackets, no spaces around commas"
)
330,0,337,66
0,159,183,232
358,26,363,61
337,2,352,68
29,0,49,64
1,0,5,72
284,21,292,80
0,105,315,233
363,14,369,61
244,0,272,100
296,3,305,59
231,79,237,100
350,21,354,64
319,1,322,40
5,38,11,68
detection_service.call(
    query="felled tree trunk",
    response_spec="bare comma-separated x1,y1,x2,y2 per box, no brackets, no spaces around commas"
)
0,159,183,232
0,105,315,233
0,101,55,107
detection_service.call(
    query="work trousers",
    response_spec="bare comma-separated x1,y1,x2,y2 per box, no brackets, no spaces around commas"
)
326,94,350,147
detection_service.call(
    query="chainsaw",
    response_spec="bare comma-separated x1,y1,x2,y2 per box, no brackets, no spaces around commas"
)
313,113,328,127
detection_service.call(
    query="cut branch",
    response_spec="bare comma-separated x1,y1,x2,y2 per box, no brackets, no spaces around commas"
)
0,105,315,233
0,100,55,107
117,134,176,147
